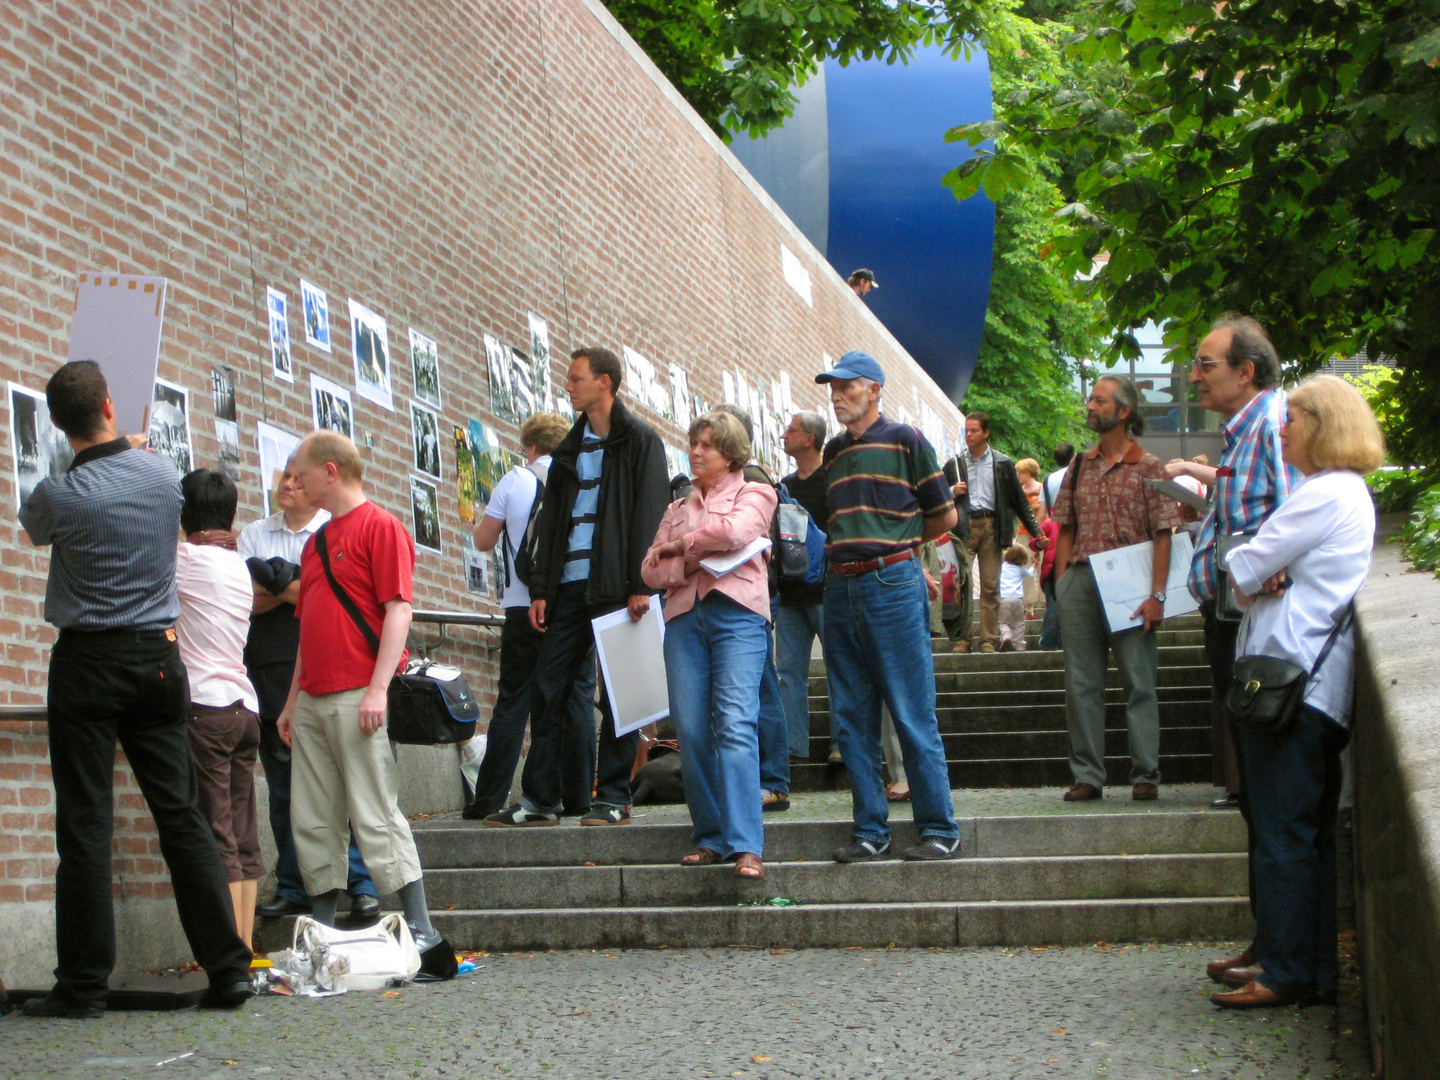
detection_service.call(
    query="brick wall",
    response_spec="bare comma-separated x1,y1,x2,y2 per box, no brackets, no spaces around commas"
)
0,0,965,977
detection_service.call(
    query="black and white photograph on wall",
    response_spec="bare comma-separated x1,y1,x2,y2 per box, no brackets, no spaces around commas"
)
510,344,536,419
670,365,692,428
266,287,294,381
311,373,354,440
214,419,241,480
460,533,490,598
211,364,237,421
411,401,441,479
410,475,442,554
409,328,441,409
349,298,393,410
8,382,74,512
528,312,552,413
300,280,330,353
484,333,516,422
147,379,193,478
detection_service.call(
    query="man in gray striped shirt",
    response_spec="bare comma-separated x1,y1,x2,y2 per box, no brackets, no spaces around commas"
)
18,360,253,1018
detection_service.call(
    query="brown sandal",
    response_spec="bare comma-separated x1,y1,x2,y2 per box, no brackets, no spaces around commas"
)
680,847,721,866
734,853,765,880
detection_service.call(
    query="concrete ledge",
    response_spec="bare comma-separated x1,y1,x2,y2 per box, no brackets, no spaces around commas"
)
1351,540,1440,1080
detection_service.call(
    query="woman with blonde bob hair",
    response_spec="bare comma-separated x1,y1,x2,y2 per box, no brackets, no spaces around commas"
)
1211,375,1383,1010
642,411,777,880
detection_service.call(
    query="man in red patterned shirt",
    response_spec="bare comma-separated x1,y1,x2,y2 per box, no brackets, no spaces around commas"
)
1050,376,1183,803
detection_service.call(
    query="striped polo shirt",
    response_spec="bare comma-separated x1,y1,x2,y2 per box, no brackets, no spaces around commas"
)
20,438,183,630
561,423,604,584
822,414,954,562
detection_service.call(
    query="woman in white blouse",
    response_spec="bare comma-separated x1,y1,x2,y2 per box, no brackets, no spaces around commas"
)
1213,376,1384,1010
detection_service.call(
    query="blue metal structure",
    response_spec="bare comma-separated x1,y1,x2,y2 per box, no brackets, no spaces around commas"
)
730,44,996,402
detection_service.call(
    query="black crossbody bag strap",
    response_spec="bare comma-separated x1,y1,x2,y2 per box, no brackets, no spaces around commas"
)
1308,603,1354,681
315,525,381,655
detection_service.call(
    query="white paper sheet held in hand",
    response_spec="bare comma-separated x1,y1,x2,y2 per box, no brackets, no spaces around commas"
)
592,602,669,737
1088,530,1199,633
698,536,771,577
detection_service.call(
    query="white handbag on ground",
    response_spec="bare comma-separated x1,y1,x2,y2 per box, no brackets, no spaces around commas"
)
292,913,422,991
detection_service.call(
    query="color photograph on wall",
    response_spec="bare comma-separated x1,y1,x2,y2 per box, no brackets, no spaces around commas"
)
267,287,293,382
461,533,490,598
410,475,442,554
256,421,301,514
147,378,193,478
410,328,441,409
8,382,74,512
528,313,552,414
349,298,393,410
484,334,517,422
454,423,477,523
311,373,354,439
300,280,330,352
411,401,440,479
467,419,508,508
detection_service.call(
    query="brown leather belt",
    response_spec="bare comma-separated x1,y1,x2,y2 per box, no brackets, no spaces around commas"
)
828,548,917,577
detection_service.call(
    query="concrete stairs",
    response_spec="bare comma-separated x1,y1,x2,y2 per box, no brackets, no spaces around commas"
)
791,614,1214,792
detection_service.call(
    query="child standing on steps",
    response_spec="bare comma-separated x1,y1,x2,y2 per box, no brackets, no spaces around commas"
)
997,544,1034,652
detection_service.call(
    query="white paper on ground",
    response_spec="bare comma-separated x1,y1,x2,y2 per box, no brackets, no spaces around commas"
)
1088,530,1200,633
697,535,771,578
592,602,669,737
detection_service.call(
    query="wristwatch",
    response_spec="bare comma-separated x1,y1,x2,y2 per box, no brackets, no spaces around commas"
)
1151,591,1167,604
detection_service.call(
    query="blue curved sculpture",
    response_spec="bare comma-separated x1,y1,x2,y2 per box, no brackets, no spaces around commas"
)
730,44,995,403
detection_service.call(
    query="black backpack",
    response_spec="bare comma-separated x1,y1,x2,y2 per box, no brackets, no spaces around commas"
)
504,461,548,590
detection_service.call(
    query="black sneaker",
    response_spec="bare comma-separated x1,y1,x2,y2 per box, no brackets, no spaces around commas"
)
201,979,256,1009
460,800,493,821
20,994,105,1019
483,804,561,827
580,805,631,826
832,838,890,863
900,836,961,861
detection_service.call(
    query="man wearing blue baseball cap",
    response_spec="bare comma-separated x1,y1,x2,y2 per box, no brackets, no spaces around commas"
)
815,351,961,862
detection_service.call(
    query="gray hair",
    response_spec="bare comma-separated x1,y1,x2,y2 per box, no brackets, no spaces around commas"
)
1094,374,1145,437
794,410,827,447
1212,314,1281,390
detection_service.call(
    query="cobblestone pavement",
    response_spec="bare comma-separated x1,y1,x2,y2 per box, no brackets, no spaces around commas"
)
2,943,1368,1080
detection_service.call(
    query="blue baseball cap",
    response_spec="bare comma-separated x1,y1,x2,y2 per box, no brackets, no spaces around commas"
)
815,350,886,386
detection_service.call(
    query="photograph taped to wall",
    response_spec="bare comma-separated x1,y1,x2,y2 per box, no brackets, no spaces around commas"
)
460,532,490,598
300,280,331,352
528,312,551,414
256,421,301,515
468,419,506,507
211,364,237,421
409,328,441,409
665,444,689,484
69,271,168,436
349,298,393,410
147,379,193,479
410,474,442,554
483,334,516,422
215,420,241,481
454,423,477,523
510,345,536,419
670,365,692,428
411,401,441,479
8,382,74,512
266,287,293,382
311,373,353,440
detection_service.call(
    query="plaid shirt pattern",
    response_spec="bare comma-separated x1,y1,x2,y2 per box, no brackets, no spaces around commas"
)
1187,389,1299,603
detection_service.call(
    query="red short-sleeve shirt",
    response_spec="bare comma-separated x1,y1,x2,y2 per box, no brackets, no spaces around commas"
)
296,500,414,695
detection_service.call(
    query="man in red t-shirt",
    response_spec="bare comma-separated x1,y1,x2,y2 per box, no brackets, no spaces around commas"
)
277,431,454,979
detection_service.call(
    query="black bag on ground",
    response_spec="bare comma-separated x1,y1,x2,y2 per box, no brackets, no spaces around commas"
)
315,526,480,745
1224,605,1352,737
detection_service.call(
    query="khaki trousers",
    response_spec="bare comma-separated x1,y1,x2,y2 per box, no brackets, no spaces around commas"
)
960,516,1002,647
291,688,423,896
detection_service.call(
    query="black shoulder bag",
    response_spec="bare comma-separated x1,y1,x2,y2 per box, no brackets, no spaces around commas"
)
314,526,480,745
1225,604,1354,737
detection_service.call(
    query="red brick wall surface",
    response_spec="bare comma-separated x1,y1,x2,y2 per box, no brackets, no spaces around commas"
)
0,0,964,909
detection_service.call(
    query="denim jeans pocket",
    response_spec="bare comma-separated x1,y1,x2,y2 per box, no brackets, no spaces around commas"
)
873,558,920,588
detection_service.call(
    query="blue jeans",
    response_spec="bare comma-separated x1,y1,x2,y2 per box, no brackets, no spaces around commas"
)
1235,705,1347,997
757,634,790,796
663,593,769,858
823,556,957,845
775,599,824,758
1038,572,1062,650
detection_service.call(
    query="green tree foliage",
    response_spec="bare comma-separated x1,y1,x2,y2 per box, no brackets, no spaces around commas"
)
949,0,1440,466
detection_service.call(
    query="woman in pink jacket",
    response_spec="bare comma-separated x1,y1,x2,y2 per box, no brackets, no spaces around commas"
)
642,411,778,880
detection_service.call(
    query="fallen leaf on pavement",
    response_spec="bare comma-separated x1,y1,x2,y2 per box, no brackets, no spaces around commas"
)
750,1057,770,1063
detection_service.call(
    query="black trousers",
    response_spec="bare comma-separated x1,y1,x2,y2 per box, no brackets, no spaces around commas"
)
46,629,252,1004
472,605,597,816
521,583,634,812
1201,603,1257,919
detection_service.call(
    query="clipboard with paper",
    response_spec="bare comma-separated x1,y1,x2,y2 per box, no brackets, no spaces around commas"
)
1088,531,1199,633
591,603,670,736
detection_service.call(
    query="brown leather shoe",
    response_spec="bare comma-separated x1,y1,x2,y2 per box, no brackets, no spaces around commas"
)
1212,980,1294,1009
952,640,971,653
978,641,998,653
1063,783,1102,802
1218,962,1264,988
1206,946,1255,981
1132,783,1159,801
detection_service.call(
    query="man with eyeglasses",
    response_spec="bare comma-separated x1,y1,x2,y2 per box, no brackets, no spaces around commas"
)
1164,314,1299,992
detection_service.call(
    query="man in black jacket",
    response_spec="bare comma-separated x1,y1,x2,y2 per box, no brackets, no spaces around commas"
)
944,411,1045,653
484,347,669,827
